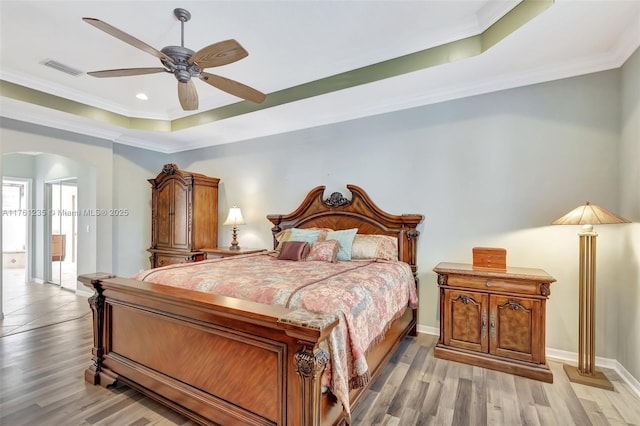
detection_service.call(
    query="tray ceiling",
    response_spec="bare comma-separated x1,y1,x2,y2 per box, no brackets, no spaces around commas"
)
1,1,638,153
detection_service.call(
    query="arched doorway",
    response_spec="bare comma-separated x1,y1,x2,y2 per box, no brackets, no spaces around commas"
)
1,152,91,333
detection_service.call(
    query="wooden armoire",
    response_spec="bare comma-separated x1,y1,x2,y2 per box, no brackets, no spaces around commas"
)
147,163,220,268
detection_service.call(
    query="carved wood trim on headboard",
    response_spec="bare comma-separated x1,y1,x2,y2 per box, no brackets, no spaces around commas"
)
266,185,424,277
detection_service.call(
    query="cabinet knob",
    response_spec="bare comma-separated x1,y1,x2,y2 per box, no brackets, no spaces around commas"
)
486,281,493,287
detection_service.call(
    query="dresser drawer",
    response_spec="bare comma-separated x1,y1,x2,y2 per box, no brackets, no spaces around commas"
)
447,275,541,296
151,251,205,268
156,254,191,267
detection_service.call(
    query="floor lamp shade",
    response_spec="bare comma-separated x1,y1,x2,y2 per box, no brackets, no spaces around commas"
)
552,202,630,390
552,202,630,227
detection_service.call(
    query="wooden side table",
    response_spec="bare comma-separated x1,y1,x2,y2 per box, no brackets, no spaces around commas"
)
202,247,267,259
433,262,556,382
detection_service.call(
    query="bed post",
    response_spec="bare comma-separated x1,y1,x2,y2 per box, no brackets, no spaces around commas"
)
271,216,283,249
294,345,329,426
80,273,118,387
406,226,420,337
281,308,338,426
405,227,420,282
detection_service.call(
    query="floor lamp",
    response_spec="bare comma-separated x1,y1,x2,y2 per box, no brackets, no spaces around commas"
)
552,202,629,390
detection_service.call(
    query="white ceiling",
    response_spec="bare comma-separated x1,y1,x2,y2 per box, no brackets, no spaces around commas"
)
1,1,639,153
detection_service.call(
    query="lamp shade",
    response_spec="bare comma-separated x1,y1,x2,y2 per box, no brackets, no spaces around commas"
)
223,206,245,226
552,202,630,226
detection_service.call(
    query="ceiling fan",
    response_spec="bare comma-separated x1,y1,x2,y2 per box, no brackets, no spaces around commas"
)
83,8,266,111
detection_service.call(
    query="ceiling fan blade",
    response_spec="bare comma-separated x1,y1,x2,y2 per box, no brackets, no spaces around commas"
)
178,80,199,111
188,39,248,68
87,68,167,78
83,17,174,64
200,72,266,104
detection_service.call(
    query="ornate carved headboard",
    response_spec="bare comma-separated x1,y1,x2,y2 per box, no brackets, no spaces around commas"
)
266,184,424,276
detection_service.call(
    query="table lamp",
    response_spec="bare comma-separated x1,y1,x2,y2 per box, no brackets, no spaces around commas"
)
552,201,629,390
223,206,245,250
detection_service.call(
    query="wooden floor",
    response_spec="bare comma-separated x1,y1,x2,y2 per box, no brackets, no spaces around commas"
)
1,285,639,425
1,268,90,336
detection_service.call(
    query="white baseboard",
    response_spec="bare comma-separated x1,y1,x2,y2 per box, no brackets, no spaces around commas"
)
417,324,439,336
546,347,618,369
416,326,640,399
615,361,640,398
547,348,640,398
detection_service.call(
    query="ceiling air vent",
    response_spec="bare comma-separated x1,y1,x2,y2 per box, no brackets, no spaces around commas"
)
41,59,83,77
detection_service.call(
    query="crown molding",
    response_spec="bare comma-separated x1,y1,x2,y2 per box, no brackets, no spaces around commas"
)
0,97,123,142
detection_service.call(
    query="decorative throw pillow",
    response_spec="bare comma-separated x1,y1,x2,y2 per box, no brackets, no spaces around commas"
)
325,228,358,261
274,228,293,251
351,234,398,260
307,240,340,262
289,228,322,244
277,241,310,261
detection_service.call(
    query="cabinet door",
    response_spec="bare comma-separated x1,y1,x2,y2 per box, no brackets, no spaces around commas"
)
443,290,489,353
155,182,172,248
171,180,190,250
490,295,541,363
154,180,192,250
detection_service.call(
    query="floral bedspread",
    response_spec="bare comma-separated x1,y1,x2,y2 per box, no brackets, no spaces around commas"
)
133,252,418,418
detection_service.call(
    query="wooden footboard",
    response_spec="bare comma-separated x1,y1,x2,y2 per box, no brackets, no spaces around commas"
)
81,272,415,426
81,272,346,426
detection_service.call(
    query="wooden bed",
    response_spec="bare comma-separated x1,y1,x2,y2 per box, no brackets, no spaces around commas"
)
80,184,423,426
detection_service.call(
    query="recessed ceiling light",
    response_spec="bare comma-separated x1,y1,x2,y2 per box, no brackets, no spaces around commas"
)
136,93,148,100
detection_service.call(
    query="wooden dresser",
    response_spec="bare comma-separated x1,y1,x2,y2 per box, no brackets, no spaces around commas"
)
433,262,556,382
147,164,220,268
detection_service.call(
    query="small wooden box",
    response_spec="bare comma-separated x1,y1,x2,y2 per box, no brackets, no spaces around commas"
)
472,247,506,271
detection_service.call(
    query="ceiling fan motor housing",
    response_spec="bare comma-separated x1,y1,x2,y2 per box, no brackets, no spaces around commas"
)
161,46,198,83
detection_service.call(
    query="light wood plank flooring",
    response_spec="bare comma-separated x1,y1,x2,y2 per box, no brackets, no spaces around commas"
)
1,268,90,336
1,285,639,425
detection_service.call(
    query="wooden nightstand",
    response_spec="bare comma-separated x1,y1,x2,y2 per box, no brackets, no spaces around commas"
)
202,247,267,259
433,262,556,382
